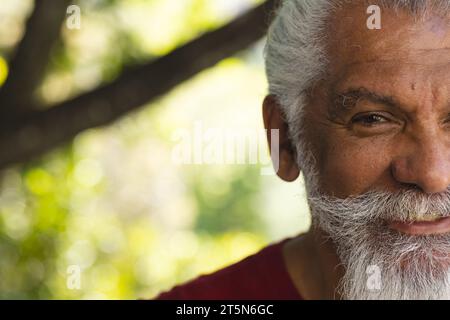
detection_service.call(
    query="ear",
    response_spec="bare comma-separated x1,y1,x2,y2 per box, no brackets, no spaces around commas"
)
263,95,300,182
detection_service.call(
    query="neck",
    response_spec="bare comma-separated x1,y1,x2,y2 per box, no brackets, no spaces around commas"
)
283,226,344,299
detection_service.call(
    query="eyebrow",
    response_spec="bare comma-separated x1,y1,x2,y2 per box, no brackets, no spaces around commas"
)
330,87,402,118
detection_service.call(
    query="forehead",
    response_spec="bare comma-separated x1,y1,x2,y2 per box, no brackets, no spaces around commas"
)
326,3,450,93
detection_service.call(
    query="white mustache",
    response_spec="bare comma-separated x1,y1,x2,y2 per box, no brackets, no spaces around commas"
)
308,188,450,224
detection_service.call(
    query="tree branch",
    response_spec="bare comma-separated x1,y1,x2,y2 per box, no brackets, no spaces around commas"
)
0,0,278,169
0,0,71,118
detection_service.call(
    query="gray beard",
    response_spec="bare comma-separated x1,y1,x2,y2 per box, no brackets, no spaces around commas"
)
307,185,450,300
295,139,450,299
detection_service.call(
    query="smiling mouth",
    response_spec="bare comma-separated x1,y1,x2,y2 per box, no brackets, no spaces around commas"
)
388,216,450,236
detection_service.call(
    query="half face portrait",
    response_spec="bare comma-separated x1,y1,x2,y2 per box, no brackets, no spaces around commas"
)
263,0,450,299
8,0,449,302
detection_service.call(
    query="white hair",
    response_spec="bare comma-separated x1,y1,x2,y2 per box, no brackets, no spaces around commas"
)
264,0,450,172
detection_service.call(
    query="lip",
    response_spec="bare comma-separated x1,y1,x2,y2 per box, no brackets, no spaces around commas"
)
388,217,450,235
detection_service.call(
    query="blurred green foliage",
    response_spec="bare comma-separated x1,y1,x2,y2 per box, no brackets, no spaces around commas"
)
0,0,309,299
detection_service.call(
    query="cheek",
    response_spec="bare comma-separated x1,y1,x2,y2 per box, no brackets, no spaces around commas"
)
317,137,393,197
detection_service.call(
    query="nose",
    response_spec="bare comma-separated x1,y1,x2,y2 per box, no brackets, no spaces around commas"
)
391,135,450,194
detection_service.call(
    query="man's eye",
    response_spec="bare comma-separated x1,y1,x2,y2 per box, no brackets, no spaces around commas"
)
351,114,388,126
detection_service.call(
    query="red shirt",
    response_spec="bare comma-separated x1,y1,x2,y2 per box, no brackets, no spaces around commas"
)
155,237,303,300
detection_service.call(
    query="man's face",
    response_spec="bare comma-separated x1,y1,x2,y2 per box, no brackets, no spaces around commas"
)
305,4,450,199
263,1,450,299
295,3,450,299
